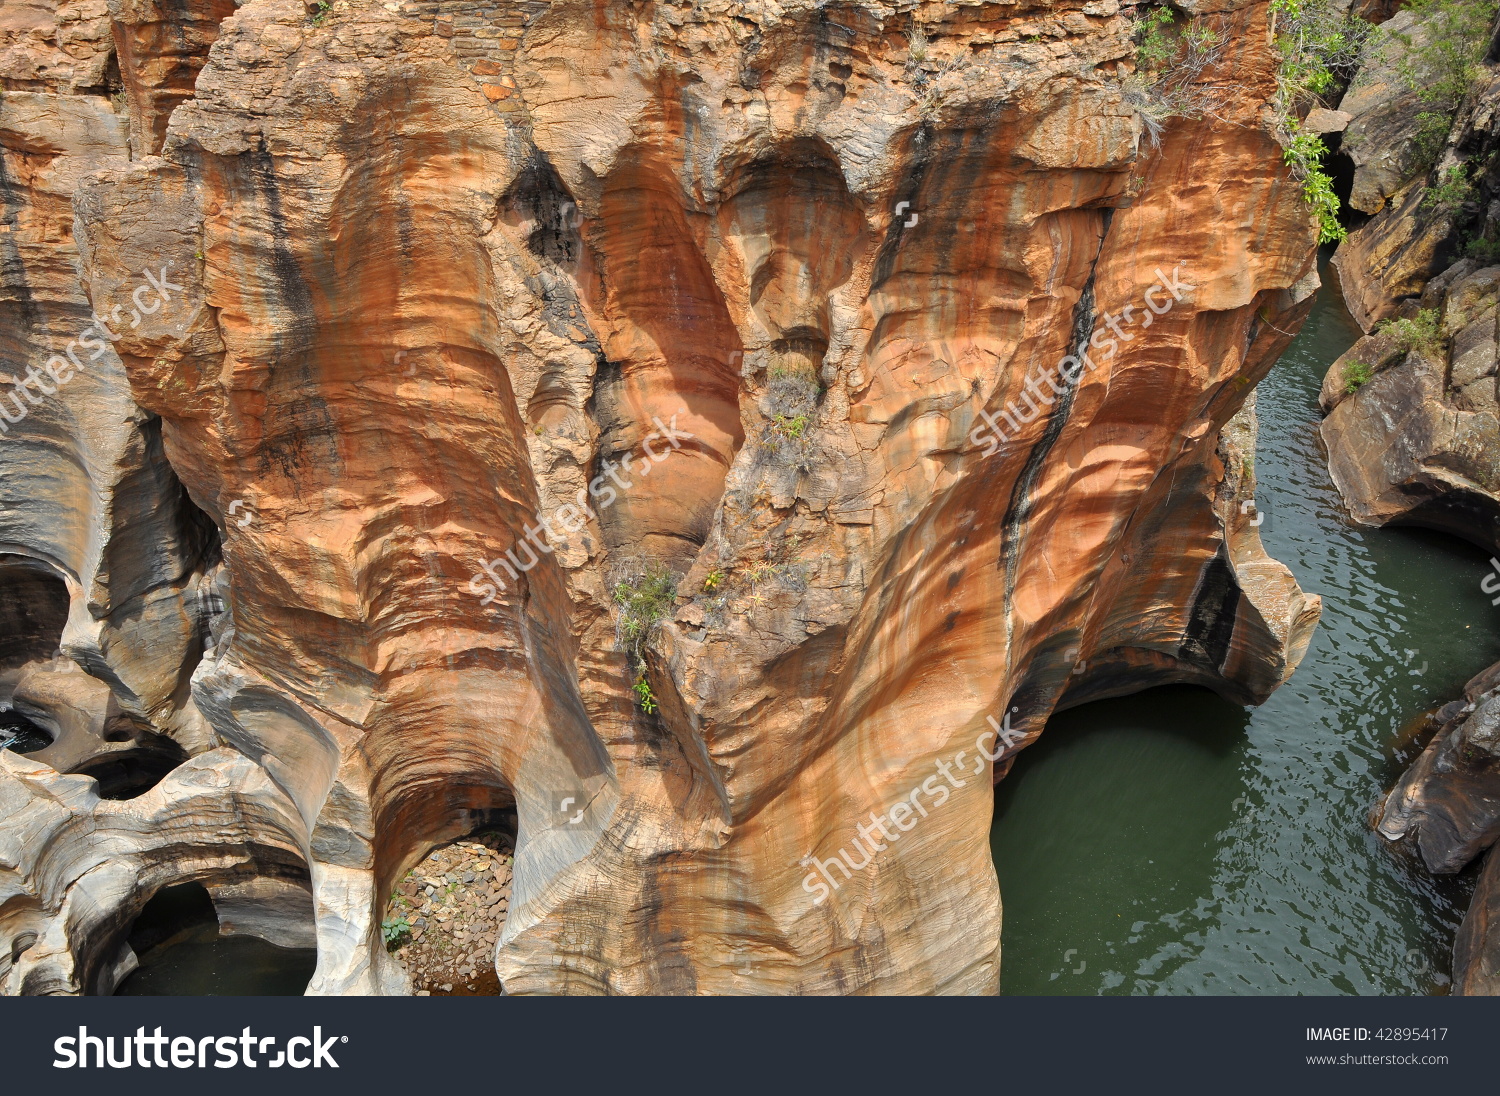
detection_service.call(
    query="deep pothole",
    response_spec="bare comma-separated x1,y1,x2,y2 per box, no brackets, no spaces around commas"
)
383,829,515,996
0,709,52,753
113,877,317,996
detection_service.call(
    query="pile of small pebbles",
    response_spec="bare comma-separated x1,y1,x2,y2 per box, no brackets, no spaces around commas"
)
385,830,513,996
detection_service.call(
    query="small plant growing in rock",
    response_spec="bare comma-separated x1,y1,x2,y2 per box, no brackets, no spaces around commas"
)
1422,164,1476,212
1268,0,1373,242
1124,5,1229,147
613,562,676,659
1135,6,1177,69
1343,359,1374,393
631,674,658,714
762,365,821,468
1377,308,1445,358
1464,232,1500,263
703,569,724,593
1282,130,1346,243
613,562,676,712
1270,0,1368,97
309,1,332,25
382,914,411,951
908,21,930,63
1391,0,1499,171
770,412,810,439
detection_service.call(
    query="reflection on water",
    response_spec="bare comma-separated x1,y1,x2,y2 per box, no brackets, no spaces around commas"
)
991,259,1495,995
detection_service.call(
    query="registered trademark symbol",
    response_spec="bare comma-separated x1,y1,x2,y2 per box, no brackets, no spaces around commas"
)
341,1036,348,1043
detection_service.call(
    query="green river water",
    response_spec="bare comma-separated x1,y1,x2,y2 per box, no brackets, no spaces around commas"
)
990,261,1500,995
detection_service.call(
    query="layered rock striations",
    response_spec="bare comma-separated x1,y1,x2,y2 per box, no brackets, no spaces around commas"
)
1,0,1322,995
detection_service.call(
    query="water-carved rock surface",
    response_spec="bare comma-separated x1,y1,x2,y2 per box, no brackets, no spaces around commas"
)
1,0,1324,995
1320,260,1500,552
1321,13,1500,996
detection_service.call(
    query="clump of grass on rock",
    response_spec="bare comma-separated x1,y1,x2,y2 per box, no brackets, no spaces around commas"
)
613,561,677,713
762,365,821,468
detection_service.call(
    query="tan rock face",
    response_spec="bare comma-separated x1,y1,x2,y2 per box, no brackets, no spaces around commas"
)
0,0,116,94
0,41,216,752
1320,261,1500,552
108,0,239,156
1338,8,1437,217
1323,39,1500,996
2,0,1322,995
1332,179,1457,332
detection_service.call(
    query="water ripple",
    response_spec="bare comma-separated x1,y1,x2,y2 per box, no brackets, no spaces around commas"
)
993,259,1497,995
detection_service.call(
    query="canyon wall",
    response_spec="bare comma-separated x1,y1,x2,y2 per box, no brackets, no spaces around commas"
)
1319,7,1500,995
2,0,1321,995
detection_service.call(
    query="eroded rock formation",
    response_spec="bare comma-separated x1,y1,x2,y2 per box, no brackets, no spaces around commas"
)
1,0,1323,995
1378,662,1500,995
1320,7,1500,996
1331,2,1500,331
1320,259,1500,551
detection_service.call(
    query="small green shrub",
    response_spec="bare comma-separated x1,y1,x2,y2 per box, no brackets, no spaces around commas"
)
1282,130,1347,242
613,562,677,661
1270,0,1370,97
1377,308,1445,358
1135,6,1177,70
1422,164,1476,212
1391,0,1499,172
770,413,810,440
1464,233,1500,262
614,563,676,712
631,674,658,714
381,915,411,951
1268,0,1374,243
703,569,725,593
1124,5,1228,147
762,365,821,467
1344,359,1374,392
310,1,331,25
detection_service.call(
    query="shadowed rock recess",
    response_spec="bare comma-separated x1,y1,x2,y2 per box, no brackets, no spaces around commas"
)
0,0,1324,996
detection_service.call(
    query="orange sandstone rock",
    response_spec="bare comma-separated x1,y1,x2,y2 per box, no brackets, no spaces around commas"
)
3,0,1321,996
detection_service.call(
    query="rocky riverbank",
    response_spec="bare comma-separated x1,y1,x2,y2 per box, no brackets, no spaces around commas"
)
1316,0,1500,995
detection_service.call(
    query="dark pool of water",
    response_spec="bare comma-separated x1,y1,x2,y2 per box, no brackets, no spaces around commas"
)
115,932,317,997
991,257,1498,995
114,882,315,996
0,709,52,753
